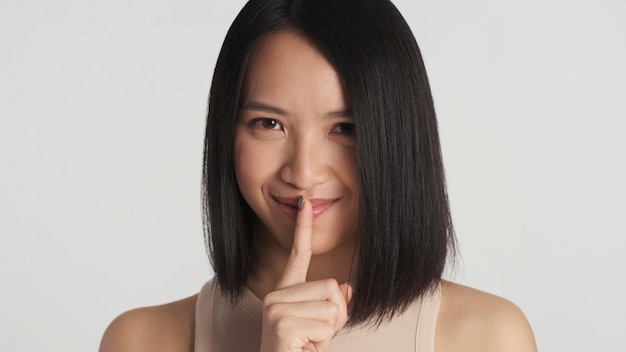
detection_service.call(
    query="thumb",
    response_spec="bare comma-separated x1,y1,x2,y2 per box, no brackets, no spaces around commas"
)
302,343,317,352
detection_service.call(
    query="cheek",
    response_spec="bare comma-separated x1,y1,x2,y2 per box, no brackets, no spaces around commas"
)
332,147,359,191
234,138,258,194
233,135,278,197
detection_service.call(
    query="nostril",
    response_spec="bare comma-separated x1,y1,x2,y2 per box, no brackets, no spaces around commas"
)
279,143,329,189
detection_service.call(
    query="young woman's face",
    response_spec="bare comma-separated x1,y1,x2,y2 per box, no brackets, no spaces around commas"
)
234,30,359,255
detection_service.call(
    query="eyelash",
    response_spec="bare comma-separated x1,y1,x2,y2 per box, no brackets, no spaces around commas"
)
249,118,355,136
250,118,283,130
330,123,356,136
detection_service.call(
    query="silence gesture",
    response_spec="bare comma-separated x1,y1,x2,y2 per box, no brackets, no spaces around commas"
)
260,198,352,352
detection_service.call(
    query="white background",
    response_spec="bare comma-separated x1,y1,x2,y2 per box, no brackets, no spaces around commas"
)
1,0,624,351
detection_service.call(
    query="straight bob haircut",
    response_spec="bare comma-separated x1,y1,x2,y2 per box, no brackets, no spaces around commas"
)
202,0,456,327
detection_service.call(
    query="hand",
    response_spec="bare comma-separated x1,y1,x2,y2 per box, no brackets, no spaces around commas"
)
259,198,352,352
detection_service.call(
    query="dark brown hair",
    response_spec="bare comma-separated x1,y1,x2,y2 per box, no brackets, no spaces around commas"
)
202,0,456,327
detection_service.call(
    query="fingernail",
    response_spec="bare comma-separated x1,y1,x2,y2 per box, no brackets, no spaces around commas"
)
297,195,305,210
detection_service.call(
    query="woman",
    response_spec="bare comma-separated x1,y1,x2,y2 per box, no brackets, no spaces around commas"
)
101,0,536,351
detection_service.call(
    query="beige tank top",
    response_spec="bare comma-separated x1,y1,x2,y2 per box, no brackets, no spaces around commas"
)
195,278,441,351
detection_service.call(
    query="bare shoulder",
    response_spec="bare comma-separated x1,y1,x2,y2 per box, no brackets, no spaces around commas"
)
99,294,198,352
435,281,537,352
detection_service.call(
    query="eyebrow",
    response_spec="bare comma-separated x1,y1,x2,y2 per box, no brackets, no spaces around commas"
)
242,101,353,118
242,101,287,115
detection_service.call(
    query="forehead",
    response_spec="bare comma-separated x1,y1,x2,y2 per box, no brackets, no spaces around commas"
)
248,30,327,67
242,30,349,111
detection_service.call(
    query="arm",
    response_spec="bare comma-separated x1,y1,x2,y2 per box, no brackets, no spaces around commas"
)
437,281,537,352
99,295,197,352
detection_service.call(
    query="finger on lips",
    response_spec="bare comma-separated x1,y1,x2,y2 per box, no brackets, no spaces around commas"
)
275,196,313,289
263,197,352,350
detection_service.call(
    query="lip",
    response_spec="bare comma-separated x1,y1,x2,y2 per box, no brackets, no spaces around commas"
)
273,196,338,220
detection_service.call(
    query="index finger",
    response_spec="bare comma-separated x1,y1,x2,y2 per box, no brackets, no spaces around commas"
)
275,196,312,289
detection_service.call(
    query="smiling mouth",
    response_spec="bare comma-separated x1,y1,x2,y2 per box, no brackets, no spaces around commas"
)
273,196,337,220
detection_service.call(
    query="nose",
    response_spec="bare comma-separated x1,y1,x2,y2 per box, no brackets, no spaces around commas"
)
280,135,329,190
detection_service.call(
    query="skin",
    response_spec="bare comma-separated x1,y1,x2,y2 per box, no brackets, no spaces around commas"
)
100,31,537,352
234,31,361,302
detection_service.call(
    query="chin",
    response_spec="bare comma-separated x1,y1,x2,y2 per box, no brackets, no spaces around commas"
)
311,235,355,256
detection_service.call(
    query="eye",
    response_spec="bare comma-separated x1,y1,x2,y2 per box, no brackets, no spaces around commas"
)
330,122,356,136
250,118,283,130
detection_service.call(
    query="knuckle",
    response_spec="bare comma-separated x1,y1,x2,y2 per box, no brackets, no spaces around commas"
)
274,316,295,338
322,278,339,291
322,322,335,336
263,291,279,306
263,303,281,322
325,301,339,316
291,246,312,258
